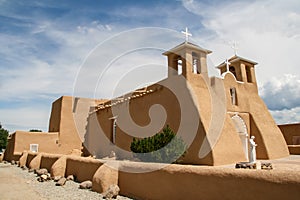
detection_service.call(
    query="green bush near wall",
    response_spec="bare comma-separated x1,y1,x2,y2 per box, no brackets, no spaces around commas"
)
130,125,187,163
0,124,9,150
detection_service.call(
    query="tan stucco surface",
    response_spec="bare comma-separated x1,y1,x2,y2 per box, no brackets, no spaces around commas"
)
279,123,300,145
12,152,300,200
118,161,300,200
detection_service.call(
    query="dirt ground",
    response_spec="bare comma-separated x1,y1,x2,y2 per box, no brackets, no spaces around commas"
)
0,162,130,200
0,155,299,200
0,163,46,200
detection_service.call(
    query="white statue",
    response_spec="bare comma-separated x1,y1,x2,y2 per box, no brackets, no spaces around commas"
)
249,136,257,163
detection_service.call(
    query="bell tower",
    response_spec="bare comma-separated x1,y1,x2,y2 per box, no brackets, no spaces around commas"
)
163,29,212,80
217,55,258,84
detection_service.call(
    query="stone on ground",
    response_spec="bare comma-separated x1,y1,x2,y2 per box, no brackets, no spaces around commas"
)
103,184,120,199
79,180,92,189
55,177,67,186
66,174,74,181
53,176,62,182
36,168,48,176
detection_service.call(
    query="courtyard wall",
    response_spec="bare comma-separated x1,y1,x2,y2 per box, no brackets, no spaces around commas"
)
13,152,300,200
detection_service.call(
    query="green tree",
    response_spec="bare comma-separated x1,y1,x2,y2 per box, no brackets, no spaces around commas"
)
130,125,187,164
0,123,9,150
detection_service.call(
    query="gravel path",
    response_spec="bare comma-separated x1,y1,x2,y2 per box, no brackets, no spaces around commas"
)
0,162,133,200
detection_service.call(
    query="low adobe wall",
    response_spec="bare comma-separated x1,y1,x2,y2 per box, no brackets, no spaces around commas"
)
118,162,300,200
20,152,104,183
278,123,300,145
3,133,21,162
278,123,300,155
40,154,62,172
26,152,39,168
65,156,103,182
8,153,300,200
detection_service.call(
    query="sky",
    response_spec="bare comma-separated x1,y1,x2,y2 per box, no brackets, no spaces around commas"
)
0,0,299,132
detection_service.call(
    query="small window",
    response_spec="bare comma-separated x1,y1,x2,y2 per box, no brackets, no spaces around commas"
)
177,58,182,75
30,144,39,153
109,116,118,144
229,66,236,77
112,119,117,144
192,52,199,74
230,87,237,105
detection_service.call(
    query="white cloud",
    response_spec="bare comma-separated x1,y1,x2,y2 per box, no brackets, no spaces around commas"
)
182,0,300,82
270,107,300,125
260,74,300,110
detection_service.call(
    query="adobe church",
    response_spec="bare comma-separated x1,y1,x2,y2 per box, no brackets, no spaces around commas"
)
4,31,290,166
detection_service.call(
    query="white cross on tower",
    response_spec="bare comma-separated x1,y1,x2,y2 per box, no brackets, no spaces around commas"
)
231,41,238,55
225,59,231,72
181,27,192,42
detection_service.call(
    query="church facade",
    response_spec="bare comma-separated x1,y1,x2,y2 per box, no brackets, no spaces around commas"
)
81,40,289,165
4,40,290,166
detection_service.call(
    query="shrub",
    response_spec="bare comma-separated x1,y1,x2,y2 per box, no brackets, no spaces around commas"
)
0,124,9,150
130,125,187,163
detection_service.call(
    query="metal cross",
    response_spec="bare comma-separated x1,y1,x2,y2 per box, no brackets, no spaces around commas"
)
225,59,231,72
181,27,192,42
231,41,238,55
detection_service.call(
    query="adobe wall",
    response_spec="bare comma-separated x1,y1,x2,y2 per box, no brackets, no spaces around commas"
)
118,162,300,200
92,79,217,163
91,70,290,165
40,154,61,172
9,152,300,200
23,152,103,182
91,75,250,165
48,96,83,155
3,133,19,162
188,74,246,165
65,156,103,182
223,73,289,159
26,152,38,167
278,123,300,155
48,97,62,132
278,123,300,145
13,131,59,154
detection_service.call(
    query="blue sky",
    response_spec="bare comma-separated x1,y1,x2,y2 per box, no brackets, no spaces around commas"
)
0,0,299,132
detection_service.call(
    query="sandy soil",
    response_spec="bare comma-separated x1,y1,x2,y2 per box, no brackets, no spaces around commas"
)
0,163,46,200
0,162,131,200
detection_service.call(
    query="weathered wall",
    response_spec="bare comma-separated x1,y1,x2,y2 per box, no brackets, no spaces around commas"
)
4,131,59,162
90,74,249,165
65,156,103,182
3,133,19,161
11,152,300,200
90,67,289,165
49,96,83,155
40,154,61,172
91,78,219,165
48,97,62,132
278,123,300,155
118,162,300,200
278,123,300,145
223,73,289,159
26,152,38,167
14,131,59,154
188,74,246,165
